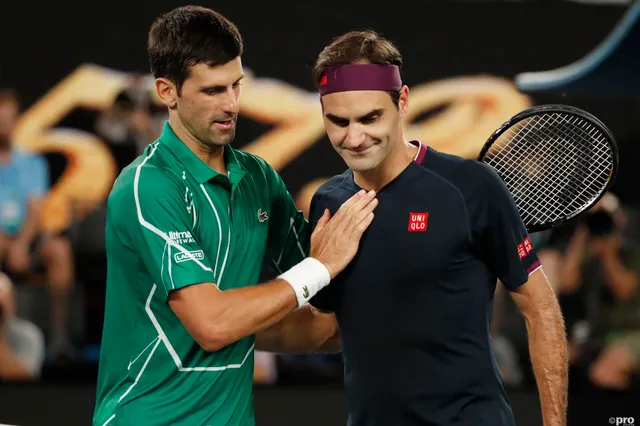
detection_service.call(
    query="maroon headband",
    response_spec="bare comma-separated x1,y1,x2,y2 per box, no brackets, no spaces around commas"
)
318,64,402,96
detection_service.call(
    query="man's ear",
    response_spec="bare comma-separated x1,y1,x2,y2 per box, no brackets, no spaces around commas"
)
156,78,179,109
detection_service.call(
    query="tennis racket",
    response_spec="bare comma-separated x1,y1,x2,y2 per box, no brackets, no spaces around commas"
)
478,104,619,233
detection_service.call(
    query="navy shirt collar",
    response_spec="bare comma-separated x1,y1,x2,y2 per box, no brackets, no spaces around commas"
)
345,140,428,193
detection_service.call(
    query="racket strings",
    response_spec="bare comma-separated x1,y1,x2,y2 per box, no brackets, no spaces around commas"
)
509,116,607,221
493,116,607,224
482,112,614,228
560,128,610,212
496,116,578,219
492,115,610,224
491,115,587,221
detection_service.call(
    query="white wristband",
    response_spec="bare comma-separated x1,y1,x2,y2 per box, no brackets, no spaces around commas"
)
279,257,331,307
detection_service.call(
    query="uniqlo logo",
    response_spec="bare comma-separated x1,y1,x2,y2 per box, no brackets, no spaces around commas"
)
320,75,328,85
523,236,533,253
517,243,527,260
408,212,428,232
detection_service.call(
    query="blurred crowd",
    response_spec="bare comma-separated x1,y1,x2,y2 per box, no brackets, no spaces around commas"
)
0,85,638,390
0,88,74,380
492,192,640,390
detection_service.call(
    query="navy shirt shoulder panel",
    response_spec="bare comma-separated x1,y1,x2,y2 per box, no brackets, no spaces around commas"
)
312,170,357,208
422,150,540,289
419,148,486,201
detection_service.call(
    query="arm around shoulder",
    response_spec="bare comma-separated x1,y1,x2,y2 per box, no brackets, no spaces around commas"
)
255,304,341,354
168,278,300,352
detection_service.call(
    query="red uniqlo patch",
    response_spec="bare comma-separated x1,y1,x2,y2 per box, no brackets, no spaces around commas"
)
408,212,428,232
320,75,328,86
523,236,533,253
517,243,527,260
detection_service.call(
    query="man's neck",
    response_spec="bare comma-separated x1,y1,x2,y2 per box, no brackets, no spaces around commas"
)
169,117,226,175
0,145,12,164
353,138,418,191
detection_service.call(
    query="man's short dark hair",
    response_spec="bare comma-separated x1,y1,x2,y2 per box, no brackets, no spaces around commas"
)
313,30,403,106
148,6,243,94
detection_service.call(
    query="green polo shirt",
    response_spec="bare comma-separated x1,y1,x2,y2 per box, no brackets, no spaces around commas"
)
93,122,309,426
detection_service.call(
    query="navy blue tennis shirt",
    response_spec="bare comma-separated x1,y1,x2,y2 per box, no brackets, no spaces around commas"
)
309,142,541,426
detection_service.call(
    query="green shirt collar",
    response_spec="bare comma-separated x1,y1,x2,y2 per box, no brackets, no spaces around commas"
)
159,121,245,185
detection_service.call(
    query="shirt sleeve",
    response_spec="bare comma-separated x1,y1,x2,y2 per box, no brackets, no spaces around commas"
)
7,318,45,378
263,164,310,274
307,192,342,312
476,164,541,290
116,168,217,297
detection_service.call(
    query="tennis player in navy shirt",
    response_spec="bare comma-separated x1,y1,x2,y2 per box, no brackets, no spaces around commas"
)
308,30,568,426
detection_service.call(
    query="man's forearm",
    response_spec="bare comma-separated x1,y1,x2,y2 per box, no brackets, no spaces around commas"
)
0,338,32,380
203,279,300,352
0,233,11,259
170,258,333,352
255,305,340,354
318,327,341,353
17,220,38,244
16,200,42,244
602,253,638,302
525,298,568,426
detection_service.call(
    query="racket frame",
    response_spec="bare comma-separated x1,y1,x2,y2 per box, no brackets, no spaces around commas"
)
477,104,619,233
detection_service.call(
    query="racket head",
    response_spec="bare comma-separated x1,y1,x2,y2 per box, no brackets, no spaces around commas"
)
478,104,619,233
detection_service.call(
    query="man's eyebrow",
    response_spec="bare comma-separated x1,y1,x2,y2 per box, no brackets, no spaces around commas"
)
325,108,384,122
325,112,347,121
357,109,383,121
200,75,245,92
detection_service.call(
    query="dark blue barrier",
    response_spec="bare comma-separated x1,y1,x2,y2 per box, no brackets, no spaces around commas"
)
1,383,639,426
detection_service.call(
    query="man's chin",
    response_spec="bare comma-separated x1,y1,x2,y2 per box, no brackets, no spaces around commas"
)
345,157,379,173
209,130,236,147
220,132,236,145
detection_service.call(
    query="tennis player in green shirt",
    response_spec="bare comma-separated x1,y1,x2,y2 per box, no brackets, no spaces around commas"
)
93,6,377,426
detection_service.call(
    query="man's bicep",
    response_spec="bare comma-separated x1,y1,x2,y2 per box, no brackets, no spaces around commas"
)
479,165,541,290
124,176,217,296
168,282,222,350
509,268,557,318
